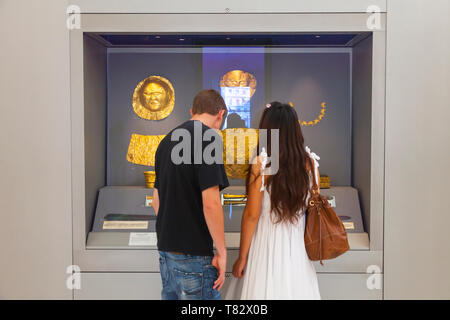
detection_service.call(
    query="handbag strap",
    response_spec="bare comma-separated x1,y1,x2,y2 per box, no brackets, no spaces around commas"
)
308,155,320,195
259,147,268,192
307,154,324,265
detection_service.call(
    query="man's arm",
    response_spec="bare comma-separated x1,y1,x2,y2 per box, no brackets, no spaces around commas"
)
152,188,160,216
202,185,226,291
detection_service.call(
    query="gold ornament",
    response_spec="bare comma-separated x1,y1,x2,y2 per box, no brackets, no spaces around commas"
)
127,134,166,166
132,75,175,120
219,128,259,179
144,171,156,189
289,102,327,127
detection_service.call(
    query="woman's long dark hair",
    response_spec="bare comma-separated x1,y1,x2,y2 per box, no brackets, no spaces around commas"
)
246,101,311,224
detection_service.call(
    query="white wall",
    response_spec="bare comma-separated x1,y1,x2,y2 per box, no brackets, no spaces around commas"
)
384,0,450,299
0,0,72,299
1,0,449,299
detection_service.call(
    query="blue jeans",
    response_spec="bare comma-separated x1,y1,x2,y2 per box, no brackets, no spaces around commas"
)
159,251,222,300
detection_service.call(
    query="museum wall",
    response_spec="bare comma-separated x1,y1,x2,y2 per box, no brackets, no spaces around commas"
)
0,0,72,299
384,0,450,299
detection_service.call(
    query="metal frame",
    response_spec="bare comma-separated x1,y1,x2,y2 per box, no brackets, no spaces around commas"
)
70,13,386,273
71,0,387,14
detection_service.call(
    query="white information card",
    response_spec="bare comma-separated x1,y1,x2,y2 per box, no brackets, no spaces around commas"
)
128,232,157,246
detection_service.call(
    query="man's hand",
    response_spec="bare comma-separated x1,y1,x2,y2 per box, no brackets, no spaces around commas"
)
211,251,227,291
202,185,227,291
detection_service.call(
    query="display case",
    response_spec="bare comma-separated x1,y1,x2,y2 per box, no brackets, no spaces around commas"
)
70,13,385,299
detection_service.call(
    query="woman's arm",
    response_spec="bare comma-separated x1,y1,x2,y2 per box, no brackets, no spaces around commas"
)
232,159,264,277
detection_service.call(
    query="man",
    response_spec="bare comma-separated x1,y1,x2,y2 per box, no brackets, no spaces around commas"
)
152,89,229,300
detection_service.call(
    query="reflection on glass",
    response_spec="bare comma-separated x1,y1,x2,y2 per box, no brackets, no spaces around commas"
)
220,70,257,129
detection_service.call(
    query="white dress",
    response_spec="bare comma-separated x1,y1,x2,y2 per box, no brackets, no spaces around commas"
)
224,146,321,300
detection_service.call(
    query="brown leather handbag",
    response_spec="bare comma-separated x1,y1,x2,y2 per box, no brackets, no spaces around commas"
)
304,157,350,265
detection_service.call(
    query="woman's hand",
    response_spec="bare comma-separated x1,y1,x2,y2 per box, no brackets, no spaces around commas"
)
232,256,248,278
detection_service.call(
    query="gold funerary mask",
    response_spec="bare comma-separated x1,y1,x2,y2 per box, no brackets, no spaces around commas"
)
132,75,175,120
220,70,257,97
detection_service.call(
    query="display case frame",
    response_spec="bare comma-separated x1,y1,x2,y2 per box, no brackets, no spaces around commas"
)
70,13,386,278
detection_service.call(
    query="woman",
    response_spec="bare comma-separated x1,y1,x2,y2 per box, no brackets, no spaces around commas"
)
225,102,321,300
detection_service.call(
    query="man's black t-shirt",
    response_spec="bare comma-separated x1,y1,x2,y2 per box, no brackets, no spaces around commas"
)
154,120,229,256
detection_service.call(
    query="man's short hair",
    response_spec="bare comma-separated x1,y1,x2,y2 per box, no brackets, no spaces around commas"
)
192,89,227,116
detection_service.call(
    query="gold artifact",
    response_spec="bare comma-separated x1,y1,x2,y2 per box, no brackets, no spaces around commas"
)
219,128,259,179
289,101,327,127
145,195,153,206
127,134,166,167
222,194,247,206
144,170,156,189
132,75,175,120
220,70,257,97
